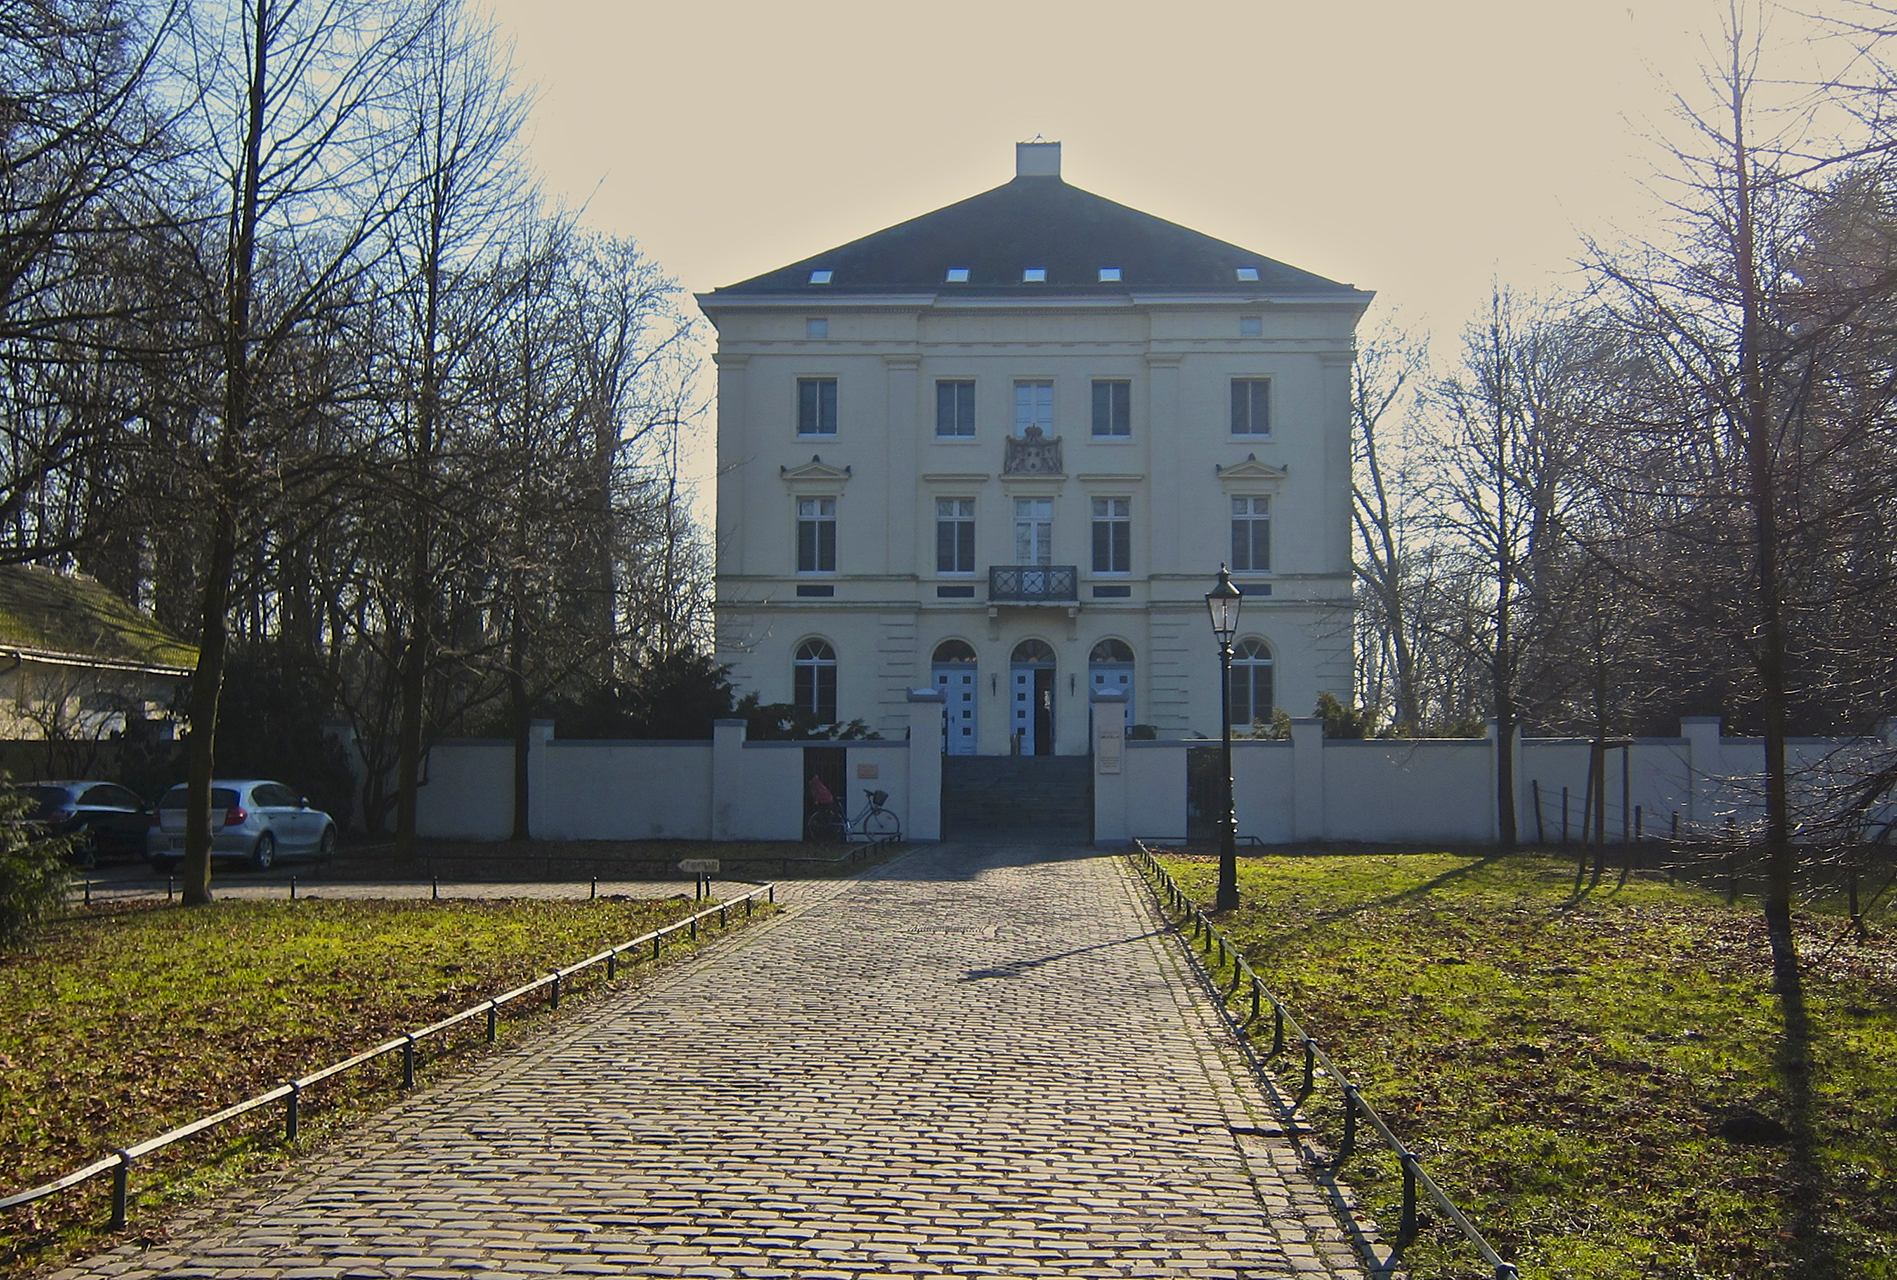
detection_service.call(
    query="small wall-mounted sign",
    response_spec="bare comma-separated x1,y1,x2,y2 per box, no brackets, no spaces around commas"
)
678,859,721,875
857,762,880,779
1097,725,1124,774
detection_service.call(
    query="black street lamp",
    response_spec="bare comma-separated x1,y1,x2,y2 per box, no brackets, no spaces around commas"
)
1205,564,1242,912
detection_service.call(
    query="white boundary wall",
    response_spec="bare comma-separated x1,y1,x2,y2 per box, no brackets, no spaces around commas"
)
1090,714,1897,846
381,704,1893,847
392,692,945,844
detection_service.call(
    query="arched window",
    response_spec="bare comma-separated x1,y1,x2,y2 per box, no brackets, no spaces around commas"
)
794,639,838,724
933,639,977,664
1230,637,1274,729
1011,638,1055,665
1089,638,1133,664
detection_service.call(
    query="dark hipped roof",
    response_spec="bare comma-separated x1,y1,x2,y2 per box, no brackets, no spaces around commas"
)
0,565,197,671
703,174,1358,299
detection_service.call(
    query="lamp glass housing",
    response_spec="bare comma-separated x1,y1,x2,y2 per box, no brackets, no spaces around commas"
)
1205,566,1242,647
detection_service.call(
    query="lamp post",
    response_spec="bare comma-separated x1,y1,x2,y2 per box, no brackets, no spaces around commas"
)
1205,565,1242,912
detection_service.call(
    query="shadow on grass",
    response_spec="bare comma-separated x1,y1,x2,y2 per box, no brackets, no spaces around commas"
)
1769,909,1846,1280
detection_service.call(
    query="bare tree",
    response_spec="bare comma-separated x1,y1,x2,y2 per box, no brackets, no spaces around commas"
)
167,0,430,904
1349,317,1429,733
379,0,531,865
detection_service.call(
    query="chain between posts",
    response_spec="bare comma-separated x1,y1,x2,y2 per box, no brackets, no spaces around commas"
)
0,882,777,1229
1127,846,1520,1280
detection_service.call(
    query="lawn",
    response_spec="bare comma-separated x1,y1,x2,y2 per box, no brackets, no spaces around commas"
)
0,892,747,1273
1152,849,1897,1280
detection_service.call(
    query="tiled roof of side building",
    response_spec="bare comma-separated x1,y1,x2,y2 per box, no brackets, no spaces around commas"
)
0,564,198,670
703,146,1361,300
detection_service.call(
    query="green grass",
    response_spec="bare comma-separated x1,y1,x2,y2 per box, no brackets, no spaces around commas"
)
1153,850,1897,1280
0,893,749,1273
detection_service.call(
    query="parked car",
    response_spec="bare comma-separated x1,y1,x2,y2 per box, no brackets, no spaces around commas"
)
147,780,336,872
19,781,153,867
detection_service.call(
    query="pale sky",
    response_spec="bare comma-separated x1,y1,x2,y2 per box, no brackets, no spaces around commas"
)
480,0,1849,504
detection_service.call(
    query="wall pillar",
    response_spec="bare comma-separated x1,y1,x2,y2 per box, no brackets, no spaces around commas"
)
1680,717,1722,834
906,689,945,841
710,717,746,841
1091,687,1129,845
526,720,553,840
1290,716,1325,842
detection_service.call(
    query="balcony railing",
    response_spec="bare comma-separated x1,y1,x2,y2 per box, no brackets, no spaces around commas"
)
988,565,1078,603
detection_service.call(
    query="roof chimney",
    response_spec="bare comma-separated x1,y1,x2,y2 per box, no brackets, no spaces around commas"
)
1016,140,1061,178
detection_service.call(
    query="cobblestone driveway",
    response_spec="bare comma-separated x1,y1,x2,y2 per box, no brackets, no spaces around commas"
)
57,843,1372,1279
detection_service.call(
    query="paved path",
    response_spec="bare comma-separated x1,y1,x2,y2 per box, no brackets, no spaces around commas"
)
56,843,1374,1280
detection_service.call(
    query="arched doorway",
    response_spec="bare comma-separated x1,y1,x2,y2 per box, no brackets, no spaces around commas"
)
1010,638,1056,755
932,639,978,756
1088,638,1135,731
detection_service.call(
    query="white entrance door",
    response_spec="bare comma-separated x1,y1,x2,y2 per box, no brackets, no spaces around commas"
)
1011,667,1034,753
1090,663,1135,729
934,664,978,755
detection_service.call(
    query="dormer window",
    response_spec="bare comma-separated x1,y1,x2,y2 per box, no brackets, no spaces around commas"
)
945,267,969,283
1098,267,1121,282
1022,268,1046,283
808,269,833,284
1235,267,1260,282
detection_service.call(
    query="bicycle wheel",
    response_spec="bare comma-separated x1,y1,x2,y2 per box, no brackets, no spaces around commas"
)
862,807,902,844
805,810,846,844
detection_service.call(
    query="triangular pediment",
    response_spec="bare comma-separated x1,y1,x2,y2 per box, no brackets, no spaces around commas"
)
1215,454,1288,482
780,455,853,483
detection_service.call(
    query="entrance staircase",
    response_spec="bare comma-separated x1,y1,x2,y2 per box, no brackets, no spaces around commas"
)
941,755,1092,842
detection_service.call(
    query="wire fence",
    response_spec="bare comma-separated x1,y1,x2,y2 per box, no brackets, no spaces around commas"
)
1,883,776,1230
1129,845,1518,1280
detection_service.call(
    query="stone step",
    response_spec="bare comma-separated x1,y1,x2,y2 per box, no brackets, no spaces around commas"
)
942,755,1092,834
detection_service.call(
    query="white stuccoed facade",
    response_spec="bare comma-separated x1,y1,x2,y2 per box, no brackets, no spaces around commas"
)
698,143,1372,755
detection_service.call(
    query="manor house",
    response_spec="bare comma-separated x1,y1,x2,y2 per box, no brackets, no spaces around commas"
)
698,142,1369,756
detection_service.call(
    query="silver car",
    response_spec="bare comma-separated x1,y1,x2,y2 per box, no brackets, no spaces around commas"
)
147,779,336,871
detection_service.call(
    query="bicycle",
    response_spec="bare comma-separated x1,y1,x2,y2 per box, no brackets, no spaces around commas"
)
805,788,903,845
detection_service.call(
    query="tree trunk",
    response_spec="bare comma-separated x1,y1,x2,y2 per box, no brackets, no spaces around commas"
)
509,632,529,842
1729,58,1798,986
180,503,236,906
182,0,269,906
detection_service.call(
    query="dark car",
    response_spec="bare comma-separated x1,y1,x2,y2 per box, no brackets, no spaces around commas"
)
20,781,153,867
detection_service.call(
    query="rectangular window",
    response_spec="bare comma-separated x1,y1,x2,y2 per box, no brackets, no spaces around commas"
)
1091,379,1131,437
1092,497,1131,573
797,377,837,436
798,496,836,572
1013,497,1052,565
794,663,837,724
1231,496,1270,572
935,380,975,438
1231,378,1270,436
1013,380,1053,436
936,498,976,573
